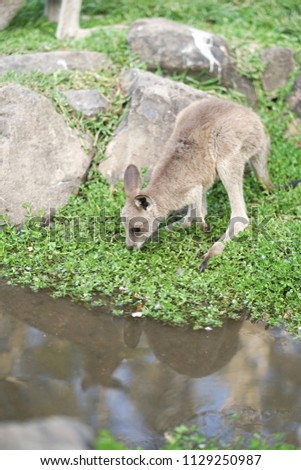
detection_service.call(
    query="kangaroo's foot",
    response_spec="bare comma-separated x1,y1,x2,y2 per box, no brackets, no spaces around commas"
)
199,241,224,273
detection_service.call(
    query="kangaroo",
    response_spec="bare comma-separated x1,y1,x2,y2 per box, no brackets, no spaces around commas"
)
121,96,273,273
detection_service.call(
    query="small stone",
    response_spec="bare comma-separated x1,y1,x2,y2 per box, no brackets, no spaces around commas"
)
260,47,295,92
286,118,301,147
63,89,110,117
283,310,292,319
131,311,143,318
288,72,301,118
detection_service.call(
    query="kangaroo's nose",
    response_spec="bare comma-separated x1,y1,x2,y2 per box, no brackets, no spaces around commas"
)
126,243,134,250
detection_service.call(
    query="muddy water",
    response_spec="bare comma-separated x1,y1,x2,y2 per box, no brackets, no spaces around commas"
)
0,281,301,449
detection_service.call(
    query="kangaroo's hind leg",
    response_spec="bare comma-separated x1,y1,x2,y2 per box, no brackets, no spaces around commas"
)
200,160,249,273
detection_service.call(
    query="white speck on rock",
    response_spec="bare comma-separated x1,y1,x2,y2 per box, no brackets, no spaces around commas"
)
57,59,68,70
188,28,221,75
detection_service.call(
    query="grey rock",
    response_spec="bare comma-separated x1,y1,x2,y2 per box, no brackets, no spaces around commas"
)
98,68,207,184
286,71,301,147
44,0,62,22
0,416,93,450
63,89,110,116
0,50,112,75
127,18,229,76
221,63,258,108
127,18,257,107
0,84,93,226
286,118,301,147
261,47,295,92
0,0,24,30
288,71,301,118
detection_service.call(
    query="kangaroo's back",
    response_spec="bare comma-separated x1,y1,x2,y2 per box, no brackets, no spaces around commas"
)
172,97,268,164
151,96,269,192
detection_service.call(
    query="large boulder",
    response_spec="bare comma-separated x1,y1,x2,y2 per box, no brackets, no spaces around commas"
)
0,50,112,75
127,18,229,76
0,84,93,226
98,69,208,184
0,0,24,30
260,47,295,93
127,18,257,106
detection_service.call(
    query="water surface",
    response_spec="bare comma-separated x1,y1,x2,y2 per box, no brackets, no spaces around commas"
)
0,281,300,448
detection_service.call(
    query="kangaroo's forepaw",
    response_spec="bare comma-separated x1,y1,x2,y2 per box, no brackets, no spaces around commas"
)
166,217,192,231
197,220,212,233
202,224,212,233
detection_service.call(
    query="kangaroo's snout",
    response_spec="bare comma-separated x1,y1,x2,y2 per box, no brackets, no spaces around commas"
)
126,240,144,250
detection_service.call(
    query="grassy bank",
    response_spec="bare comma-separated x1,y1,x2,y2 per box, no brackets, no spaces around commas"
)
94,427,296,450
0,0,300,333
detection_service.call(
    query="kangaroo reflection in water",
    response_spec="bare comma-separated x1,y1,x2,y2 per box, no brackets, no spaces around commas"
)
0,282,300,448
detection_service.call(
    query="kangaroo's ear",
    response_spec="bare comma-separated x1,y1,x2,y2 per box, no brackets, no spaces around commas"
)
123,164,142,196
134,195,153,211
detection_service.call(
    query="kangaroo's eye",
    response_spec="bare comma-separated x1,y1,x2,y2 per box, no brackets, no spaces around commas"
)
131,226,142,234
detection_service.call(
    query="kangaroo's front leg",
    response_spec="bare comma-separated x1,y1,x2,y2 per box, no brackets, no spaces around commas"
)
165,203,195,231
166,186,210,232
200,167,249,273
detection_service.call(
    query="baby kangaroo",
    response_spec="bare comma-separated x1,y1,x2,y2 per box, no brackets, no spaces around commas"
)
121,96,273,272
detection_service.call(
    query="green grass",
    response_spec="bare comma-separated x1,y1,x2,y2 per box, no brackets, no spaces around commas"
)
164,425,296,450
0,0,301,334
94,426,296,450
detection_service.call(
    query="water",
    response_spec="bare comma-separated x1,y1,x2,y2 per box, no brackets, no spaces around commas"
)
0,281,301,449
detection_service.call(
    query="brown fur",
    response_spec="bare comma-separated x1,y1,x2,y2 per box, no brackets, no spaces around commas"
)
122,96,273,272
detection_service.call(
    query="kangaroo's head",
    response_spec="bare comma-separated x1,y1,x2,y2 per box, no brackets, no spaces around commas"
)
121,165,161,249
